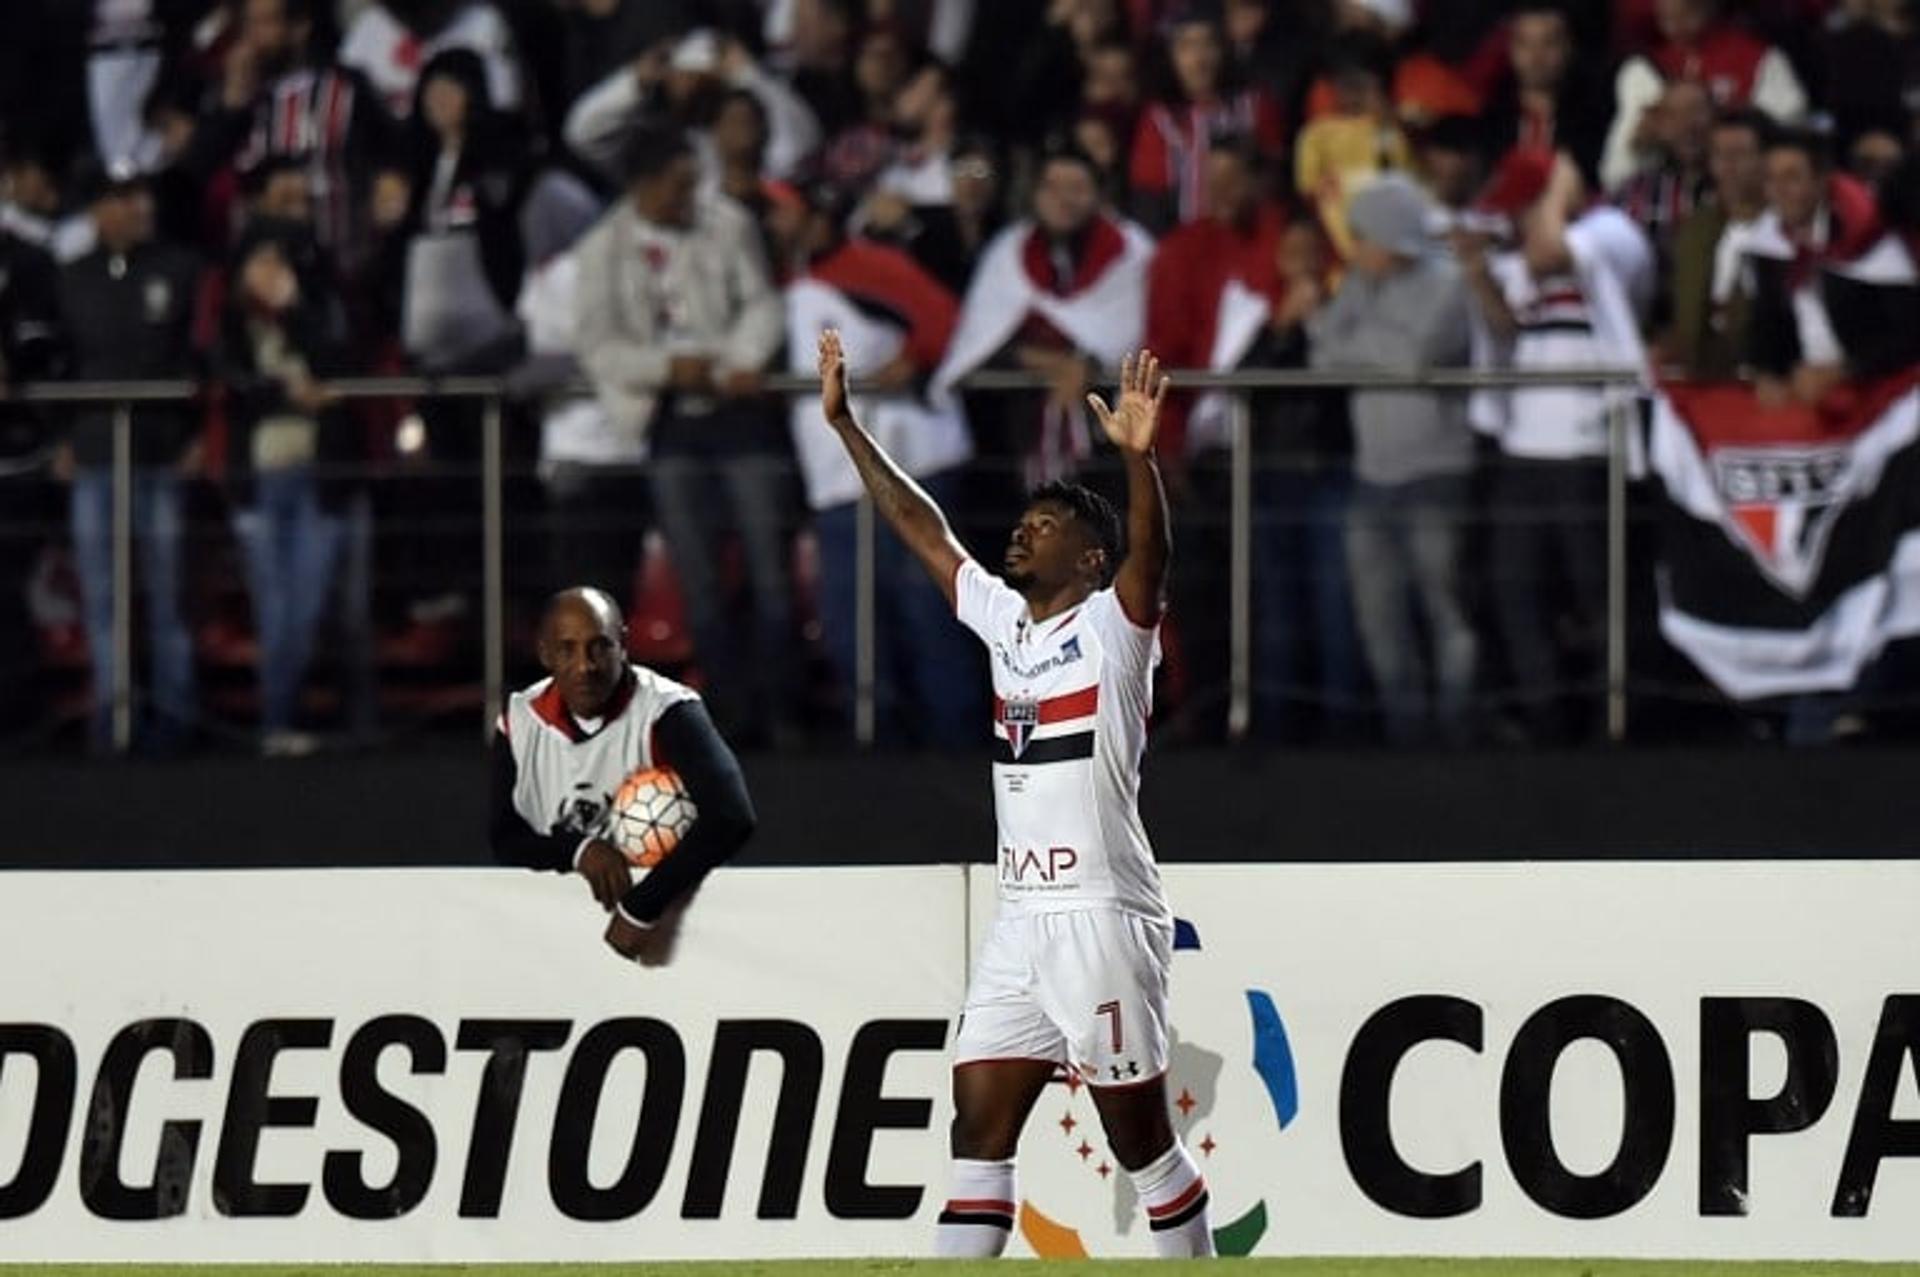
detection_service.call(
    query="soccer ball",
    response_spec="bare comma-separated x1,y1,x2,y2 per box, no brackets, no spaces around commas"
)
609,766,698,868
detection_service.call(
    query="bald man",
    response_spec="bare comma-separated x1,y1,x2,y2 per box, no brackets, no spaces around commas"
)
490,588,756,961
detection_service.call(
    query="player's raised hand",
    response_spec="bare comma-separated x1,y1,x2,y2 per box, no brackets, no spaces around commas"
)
1086,350,1170,457
818,328,852,426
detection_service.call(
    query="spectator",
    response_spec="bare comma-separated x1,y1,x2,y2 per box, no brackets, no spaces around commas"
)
817,24,914,189
508,174,638,598
874,59,962,209
1223,0,1318,110
712,88,772,211
1242,213,1366,743
998,0,1129,149
1294,30,1412,261
933,144,1153,487
1665,107,1770,379
1601,0,1808,190
83,0,198,173
1074,108,1132,207
1416,115,1491,213
338,0,525,119
572,126,796,744
194,0,401,278
1145,138,1287,737
1299,1,1487,130
1458,150,1655,741
1308,175,1478,745
376,46,530,374
1746,129,1920,408
780,0,863,140
1848,122,1909,191
1815,0,1920,158
1082,37,1142,127
56,163,202,754
782,187,978,746
554,0,701,111
1129,10,1284,232
216,223,353,756
864,132,1006,293
565,29,822,186
1483,2,1611,186
1611,77,1715,314
0,222,64,728
237,149,382,747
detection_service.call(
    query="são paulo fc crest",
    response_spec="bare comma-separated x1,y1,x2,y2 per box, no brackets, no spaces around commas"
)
1713,445,1853,598
1000,695,1039,759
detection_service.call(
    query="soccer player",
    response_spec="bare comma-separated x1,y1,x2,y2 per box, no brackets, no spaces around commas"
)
816,331,1212,1257
490,587,756,964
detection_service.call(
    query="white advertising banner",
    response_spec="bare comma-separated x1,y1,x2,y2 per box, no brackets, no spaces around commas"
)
0,867,964,1261
1,862,1917,1261
990,863,1920,1261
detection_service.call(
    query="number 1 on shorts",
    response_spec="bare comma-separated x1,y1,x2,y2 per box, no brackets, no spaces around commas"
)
1096,999,1123,1053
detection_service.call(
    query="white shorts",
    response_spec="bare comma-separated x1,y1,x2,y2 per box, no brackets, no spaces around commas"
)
952,906,1173,1086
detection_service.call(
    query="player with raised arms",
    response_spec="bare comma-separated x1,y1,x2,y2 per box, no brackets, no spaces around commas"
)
817,332,1211,1257
490,587,756,964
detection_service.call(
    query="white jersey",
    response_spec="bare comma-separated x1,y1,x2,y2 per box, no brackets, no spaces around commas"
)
954,559,1169,923
500,664,697,844
1471,206,1653,461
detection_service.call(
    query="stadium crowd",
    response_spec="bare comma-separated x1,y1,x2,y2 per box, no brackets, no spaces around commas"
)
1,0,1917,754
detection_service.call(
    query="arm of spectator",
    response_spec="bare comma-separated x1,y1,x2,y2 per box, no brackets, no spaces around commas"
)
1599,57,1665,191
564,63,656,181
1455,239,1519,343
573,223,672,393
615,699,755,926
725,45,823,180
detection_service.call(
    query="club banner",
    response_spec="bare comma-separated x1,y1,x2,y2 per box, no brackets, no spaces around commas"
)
1,863,1918,1261
1649,378,1920,700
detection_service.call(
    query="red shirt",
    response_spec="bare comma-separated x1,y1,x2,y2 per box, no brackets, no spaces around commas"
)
1129,90,1286,225
1649,23,1773,106
1144,204,1288,456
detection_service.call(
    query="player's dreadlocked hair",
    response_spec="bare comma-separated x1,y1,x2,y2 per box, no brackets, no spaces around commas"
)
1029,480,1124,586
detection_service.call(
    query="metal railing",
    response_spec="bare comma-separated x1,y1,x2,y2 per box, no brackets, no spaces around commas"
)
4,366,1643,750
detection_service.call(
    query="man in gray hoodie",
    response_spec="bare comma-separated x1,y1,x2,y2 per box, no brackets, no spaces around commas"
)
1308,174,1479,745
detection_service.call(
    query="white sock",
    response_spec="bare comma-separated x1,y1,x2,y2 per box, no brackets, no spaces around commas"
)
1129,1140,1214,1257
934,1156,1016,1257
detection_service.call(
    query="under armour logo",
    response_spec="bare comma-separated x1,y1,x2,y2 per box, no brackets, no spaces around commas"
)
1110,1060,1140,1081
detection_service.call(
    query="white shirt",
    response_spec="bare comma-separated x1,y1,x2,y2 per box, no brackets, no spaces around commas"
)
500,665,697,845
1472,206,1653,460
955,560,1169,923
